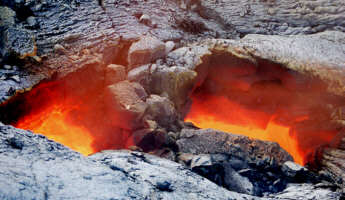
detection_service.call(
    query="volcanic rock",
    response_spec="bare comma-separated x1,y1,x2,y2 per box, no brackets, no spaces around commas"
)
177,128,293,165
1,27,36,60
282,161,306,178
128,36,166,68
0,123,257,200
104,80,148,130
165,41,175,55
145,95,178,129
266,183,342,200
150,66,197,112
174,129,340,196
0,0,345,198
0,7,16,27
104,64,126,85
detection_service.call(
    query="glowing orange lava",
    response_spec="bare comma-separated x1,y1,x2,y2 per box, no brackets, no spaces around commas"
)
16,103,95,155
185,95,306,165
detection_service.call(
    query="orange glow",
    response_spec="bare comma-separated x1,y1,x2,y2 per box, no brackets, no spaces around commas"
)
185,59,340,166
9,67,135,156
185,95,305,164
16,104,94,155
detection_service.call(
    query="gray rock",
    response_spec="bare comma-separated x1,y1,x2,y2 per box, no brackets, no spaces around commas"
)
3,65,11,70
53,44,66,54
223,164,255,196
128,36,166,68
26,16,38,28
139,14,152,26
0,123,257,200
0,7,15,27
177,128,293,165
145,95,178,128
281,161,306,178
165,41,175,54
267,183,341,200
150,66,197,112
1,27,36,60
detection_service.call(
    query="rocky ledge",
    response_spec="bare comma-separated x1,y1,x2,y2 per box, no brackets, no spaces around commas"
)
0,123,342,200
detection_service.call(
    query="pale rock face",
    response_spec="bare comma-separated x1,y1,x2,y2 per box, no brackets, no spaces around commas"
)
128,36,166,69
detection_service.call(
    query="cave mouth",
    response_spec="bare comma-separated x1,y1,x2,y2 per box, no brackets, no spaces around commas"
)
185,52,345,165
0,64,135,156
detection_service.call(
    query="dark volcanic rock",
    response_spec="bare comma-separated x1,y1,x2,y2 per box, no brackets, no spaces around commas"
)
177,128,293,165
0,6,15,27
175,129,340,196
1,27,36,60
0,123,257,200
176,129,291,195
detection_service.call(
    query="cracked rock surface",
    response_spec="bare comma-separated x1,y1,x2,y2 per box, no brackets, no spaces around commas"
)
0,122,256,200
0,122,341,199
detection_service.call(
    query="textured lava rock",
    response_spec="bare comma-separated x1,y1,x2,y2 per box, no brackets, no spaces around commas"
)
128,36,166,68
0,123,258,200
104,64,126,85
0,6,15,27
104,80,148,130
145,95,178,129
176,128,293,165
1,27,36,60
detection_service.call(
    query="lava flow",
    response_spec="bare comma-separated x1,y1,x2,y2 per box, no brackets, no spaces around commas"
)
185,57,341,165
16,103,94,155
185,94,305,164
4,66,135,156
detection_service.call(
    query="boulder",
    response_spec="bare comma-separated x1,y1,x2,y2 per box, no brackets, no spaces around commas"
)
145,95,178,128
104,81,148,130
176,128,293,165
281,161,306,178
128,36,166,68
0,7,15,27
1,27,36,60
104,64,126,85
150,66,197,112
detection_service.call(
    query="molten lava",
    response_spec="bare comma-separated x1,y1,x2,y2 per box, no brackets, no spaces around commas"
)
185,56,341,165
16,103,94,155
5,65,135,156
185,95,305,164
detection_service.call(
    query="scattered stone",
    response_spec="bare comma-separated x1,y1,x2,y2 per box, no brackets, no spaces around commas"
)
150,66,197,112
10,75,20,82
54,44,66,54
128,36,166,68
139,14,151,25
6,137,24,150
165,41,175,54
156,181,173,192
26,16,38,28
3,65,11,70
281,161,306,178
105,64,126,85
